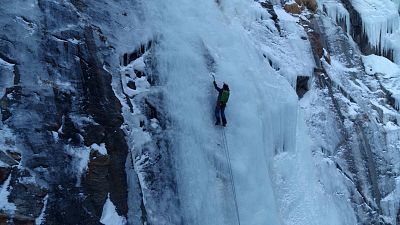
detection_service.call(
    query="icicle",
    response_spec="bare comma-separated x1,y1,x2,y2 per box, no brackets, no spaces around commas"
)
394,94,400,111
352,0,400,54
322,1,351,34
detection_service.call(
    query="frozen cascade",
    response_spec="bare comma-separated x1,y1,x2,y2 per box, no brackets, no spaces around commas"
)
319,0,351,34
138,1,292,223
351,0,400,54
133,0,358,224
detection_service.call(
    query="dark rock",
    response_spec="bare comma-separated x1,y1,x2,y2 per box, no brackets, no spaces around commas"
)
82,154,110,214
0,151,18,166
0,213,35,225
25,156,50,170
11,214,35,225
1,1,131,223
296,76,310,98
83,124,106,146
122,41,153,66
284,2,302,14
295,0,317,12
8,169,47,219
0,167,11,184
127,81,136,90
144,99,158,120
78,27,128,216
134,69,144,78
260,1,281,33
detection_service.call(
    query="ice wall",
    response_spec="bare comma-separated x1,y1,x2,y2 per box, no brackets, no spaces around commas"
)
136,1,295,223
132,0,358,224
351,0,400,60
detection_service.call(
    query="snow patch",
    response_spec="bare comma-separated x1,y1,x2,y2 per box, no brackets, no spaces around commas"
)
69,114,99,128
100,194,127,225
35,195,49,225
0,174,16,214
90,143,108,155
0,57,15,98
362,54,400,76
362,54,400,110
65,145,91,186
274,6,299,22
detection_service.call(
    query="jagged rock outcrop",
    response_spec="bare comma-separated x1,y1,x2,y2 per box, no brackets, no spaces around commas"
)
0,1,130,224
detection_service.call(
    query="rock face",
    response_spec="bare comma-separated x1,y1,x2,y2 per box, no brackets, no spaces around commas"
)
295,0,318,12
284,2,302,14
298,1,400,224
0,1,130,224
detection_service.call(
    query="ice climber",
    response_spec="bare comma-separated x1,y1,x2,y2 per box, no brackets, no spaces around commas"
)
213,79,230,126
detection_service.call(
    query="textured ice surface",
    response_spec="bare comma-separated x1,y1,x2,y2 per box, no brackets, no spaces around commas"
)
319,0,351,34
351,0,400,55
362,54,400,110
127,0,357,224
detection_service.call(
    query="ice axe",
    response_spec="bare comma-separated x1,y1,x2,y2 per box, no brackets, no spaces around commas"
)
210,72,216,82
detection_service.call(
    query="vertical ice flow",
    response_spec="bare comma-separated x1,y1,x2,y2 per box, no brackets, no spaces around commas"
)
133,0,359,224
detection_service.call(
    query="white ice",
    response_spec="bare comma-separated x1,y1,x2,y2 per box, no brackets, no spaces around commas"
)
100,194,127,225
318,0,351,34
362,54,400,110
351,0,400,54
65,145,90,186
0,58,14,99
90,143,108,155
132,0,357,224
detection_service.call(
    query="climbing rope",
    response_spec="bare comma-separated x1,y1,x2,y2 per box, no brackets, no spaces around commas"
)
221,129,241,225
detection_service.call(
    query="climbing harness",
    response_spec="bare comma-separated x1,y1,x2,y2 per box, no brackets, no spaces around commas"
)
221,129,241,225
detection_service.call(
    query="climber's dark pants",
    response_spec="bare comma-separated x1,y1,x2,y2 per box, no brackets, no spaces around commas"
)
215,102,226,125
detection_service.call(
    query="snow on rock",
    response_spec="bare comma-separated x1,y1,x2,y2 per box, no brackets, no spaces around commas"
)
65,145,90,186
363,54,400,76
260,5,315,86
384,121,400,146
120,55,151,98
35,194,49,225
100,194,127,225
362,54,400,111
351,0,399,53
91,143,108,155
0,57,15,99
0,174,16,214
